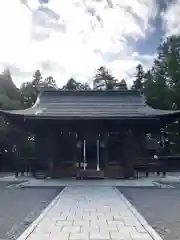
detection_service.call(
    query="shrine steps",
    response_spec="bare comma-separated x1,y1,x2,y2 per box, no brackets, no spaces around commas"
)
76,169,105,179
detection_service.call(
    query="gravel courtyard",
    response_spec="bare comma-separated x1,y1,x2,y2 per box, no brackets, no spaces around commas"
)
0,182,63,240
1,177,180,240
119,186,180,240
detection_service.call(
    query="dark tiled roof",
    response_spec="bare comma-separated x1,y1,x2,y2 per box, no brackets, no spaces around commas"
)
2,90,180,119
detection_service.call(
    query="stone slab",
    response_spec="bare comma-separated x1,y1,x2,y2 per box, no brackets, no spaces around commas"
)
17,186,163,240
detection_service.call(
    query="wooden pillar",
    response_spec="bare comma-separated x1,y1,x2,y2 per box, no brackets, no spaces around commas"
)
58,132,64,165
53,133,59,168
46,132,56,171
104,132,109,176
123,129,135,179
136,131,146,157
70,132,78,176
99,133,104,170
159,129,169,176
35,132,42,164
14,130,26,175
34,131,45,174
76,133,82,165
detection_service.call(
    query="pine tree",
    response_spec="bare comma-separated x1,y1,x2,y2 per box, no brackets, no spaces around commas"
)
132,64,144,90
117,79,128,90
62,78,80,90
93,66,117,90
21,70,58,107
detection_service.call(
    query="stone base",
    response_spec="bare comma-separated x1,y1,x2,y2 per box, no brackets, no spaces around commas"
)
76,169,104,179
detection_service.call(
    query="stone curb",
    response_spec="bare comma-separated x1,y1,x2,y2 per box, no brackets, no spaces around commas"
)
17,187,66,240
6,181,29,189
114,187,163,240
17,179,160,188
153,181,175,188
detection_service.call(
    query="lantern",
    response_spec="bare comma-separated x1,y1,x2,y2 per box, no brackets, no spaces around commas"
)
77,141,81,148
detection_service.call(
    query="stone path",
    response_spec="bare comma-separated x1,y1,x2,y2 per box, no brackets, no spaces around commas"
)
18,186,162,240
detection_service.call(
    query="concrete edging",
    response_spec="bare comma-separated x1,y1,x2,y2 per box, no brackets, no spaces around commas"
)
114,187,163,240
153,181,174,188
17,187,66,240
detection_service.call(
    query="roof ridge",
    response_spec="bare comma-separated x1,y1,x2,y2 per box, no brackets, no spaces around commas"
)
40,89,141,98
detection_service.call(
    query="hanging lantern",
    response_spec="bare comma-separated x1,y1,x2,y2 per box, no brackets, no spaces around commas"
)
39,0,49,4
77,141,81,148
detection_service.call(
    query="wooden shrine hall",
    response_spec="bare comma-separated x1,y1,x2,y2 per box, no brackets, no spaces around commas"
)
1,90,180,179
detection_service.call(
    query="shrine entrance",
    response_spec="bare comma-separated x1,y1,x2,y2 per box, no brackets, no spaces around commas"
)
76,137,105,179
86,139,97,170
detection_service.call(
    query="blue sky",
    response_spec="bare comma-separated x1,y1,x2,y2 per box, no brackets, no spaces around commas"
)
0,0,179,87
136,0,169,55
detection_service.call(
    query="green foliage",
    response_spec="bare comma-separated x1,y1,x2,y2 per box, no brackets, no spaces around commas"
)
117,79,128,90
0,69,59,158
146,36,180,110
0,69,21,101
132,64,144,90
93,66,118,90
62,78,90,90
62,78,79,90
142,36,180,152
21,70,58,107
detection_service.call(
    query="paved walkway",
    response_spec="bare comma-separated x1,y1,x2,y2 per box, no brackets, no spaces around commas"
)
18,186,162,240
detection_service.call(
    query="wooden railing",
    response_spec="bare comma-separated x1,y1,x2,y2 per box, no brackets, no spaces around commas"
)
18,155,180,179
104,161,125,178
134,155,180,177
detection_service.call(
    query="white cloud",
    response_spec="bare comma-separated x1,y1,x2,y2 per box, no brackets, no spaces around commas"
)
162,0,180,37
0,0,158,87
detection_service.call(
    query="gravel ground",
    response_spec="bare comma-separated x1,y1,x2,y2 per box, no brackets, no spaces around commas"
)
118,186,180,240
0,172,13,177
0,183,63,240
